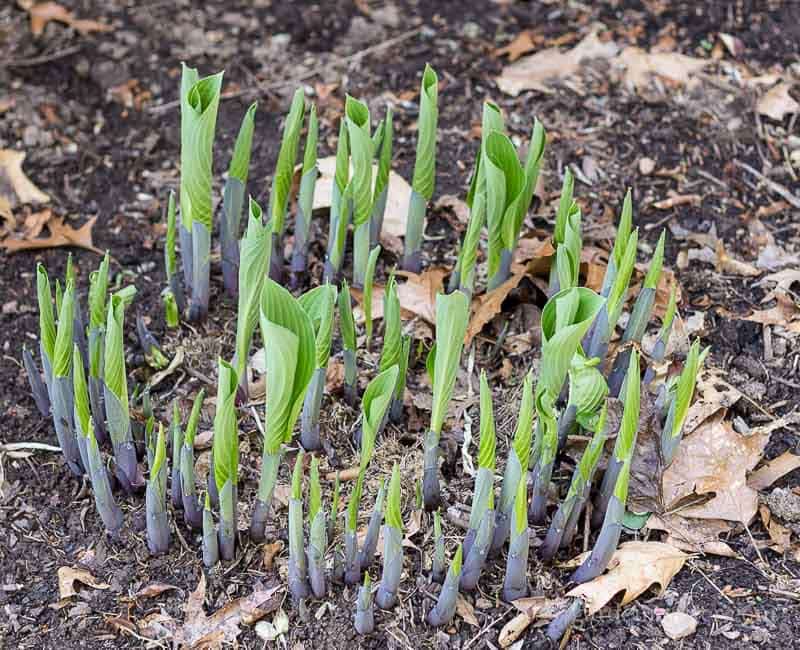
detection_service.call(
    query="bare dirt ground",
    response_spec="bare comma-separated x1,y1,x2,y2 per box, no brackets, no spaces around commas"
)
1,1,800,648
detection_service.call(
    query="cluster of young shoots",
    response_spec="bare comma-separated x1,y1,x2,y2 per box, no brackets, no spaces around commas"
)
24,63,709,642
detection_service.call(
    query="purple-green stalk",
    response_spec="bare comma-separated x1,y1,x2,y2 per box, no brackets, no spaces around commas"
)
427,545,462,626
324,119,350,284
644,285,678,386
306,456,327,598
290,104,318,289
432,509,445,584
369,107,393,249
146,423,170,555
181,389,205,529
202,493,219,567
547,599,583,643
502,475,530,601
354,572,374,635
87,254,110,445
661,340,707,466
136,314,168,370
359,479,385,572
338,280,358,407
288,451,309,600
170,402,182,510
85,418,123,536
390,335,411,424
375,463,403,609
213,361,239,560
23,345,50,417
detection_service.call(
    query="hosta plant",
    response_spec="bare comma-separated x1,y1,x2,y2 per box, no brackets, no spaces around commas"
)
324,119,351,283
288,451,309,600
162,191,183,326
87,253,111,443
146,423,169,555
181,389,206,529
363,244,381,349
345,96,374,289
354,572,374,635
427,544,462,627
169,401,183,510
213,360,239,559
306,455,327,598
375,462,403,609
502,473,530,601
370,107,393,249
338,280,358,406
359,480,385,573
290,104,319,289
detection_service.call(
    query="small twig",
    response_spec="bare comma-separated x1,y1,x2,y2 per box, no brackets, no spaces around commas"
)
463,611,513,650
1,45,82,68
688,560,734,605
0,442,61,453
733,160,800,209
185,367,214,386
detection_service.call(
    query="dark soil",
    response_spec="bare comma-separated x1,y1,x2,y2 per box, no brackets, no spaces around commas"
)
2,1,800,649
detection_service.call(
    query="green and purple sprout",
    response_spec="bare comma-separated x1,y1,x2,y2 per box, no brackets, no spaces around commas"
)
338,280,358,406
136,314,168,370
547,169,575,295
376,462,404,609
427,544,462,627
598,190,633,299
290,104,319,289
370,107,393,249
179,64,224,322
250,280,315,542
346,96,374,289
643,285,678,386
146,423,170,555
267,88,305,283
403,64,438,273
324,118,351,283
529,287,604,524
87,253,110,444
363,245,381,349
460,372,496,592
213,360,239,559
579,351,641,581
354,572,374,635
36,263,56,397
661,340,708,465
607,230,666,397
423,290,470,511
169,402,182,510
221,102,257,296
556,354,608,452
432,509,445,584
104,293,144,493
328,470,340,542
502,473,530,601
359,479,385,572
233,198,270,398
181,389,205,529
202,493,219,568
547,600,584,643
345,365,399,585
491,369,534,554
85,417,123,537
72,344,92,473
541,402,607,562
390,335,411,424
288,451,309,600
22,344,49,417
307,456,327,598
378,274,404,422
162,190,184,324
299,283,337,451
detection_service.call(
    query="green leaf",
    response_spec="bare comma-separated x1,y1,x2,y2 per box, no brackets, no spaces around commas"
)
179,66,224,231
151,422,167,482
511,370,534,472
607,229,639,329
229,102,257,184
213,359,239,488
659,285,679,340
89,252,110,329
512,466,528,535
270,88,306,232
309,455,321,522
514,119,547,242
235,198,270,380
299,283,337,369
451,544,463,575
345,95,373,227
334,118,349,192
363,245,382,346
644,230,666,290
385,462,403,530
302,103,318,175
73,344,90,436
53,280,75,378
291,451,304,500
184,388,205,446
576,402,607,483
615,350,641,462
670,340,705,439
430,291,470,433
612,189,633,270
477,372,496,470
374,106,393,199
338,280,356,352
360,365,400,462
379,273,402,373
554,169,575,244
411,64,439,200
568,355,608,422
104,294,128,408
36,263,56,361
622,509,651,530
260,279,316,451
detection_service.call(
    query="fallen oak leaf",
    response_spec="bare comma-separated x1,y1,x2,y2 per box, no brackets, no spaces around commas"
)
749,450,800,491
498,597,569,648
465,270,526,344
614,46,709,92
395,267,449,325
57,565,110,600
759,504,793,552
715,239,760,277
756,82,799,122
132,582,178,600
566,541,688,615
1,212,102,254
0,149,50,206
22,1,113,36
647,513,737,557
456,594,479,627
262,540,284,570
494,29,541,62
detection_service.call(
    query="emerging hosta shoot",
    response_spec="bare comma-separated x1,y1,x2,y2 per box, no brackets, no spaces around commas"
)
179,64,224,322
328,470,340,542
202,493,219,568
346,96,374,289
52,280,82,475
87,254,110,444
403,64,438,273
307,456,327,598
162,190,184,324
502,474,530,601
36,263,56,395
578,351,641,582
170,402,182,510
424,290,470,510
460,372,496,591
233,198,270,397
491,369,534,554
391,335,411,423
136,314,168,370
557,355,608,451
22,344,49,417
432,509,445,584
661,340,707,465
363,245,381,349
324,119,350,283
288,451,309,600
268,88,306,282
427,544,462,627
290,104,319,289
345,365,399,585
221,102,257,296
359,480,385,572
212,361,239,559
104,293,144,493
354,572,374,635
370,107,393,248
541,403,607,562
146,423,170,555
72,344,91,473
181,389,205,529
530,287,603,523
599,190,633,298
250,280,315,542
299,283,337,451
376,463,403,609
85,418,123,536
644,285,678,386
548,171,582,295
378,274,404,420
338,280,358,406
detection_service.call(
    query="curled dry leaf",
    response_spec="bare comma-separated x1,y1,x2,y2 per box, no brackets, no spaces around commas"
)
566,542,688,615
396,267,449,325
262,540,284,570
614,47,709,92
465,270,526,344
149,346,185,389
23,1,113,36
647,514,736,557
456,593,479,627
498,597,568,648
759,504,793,553
728,291,800,333
494,29,541,62
0,149,50,206
756,82,800,121
133,582,178,600
715,239,760,277
1,210,101,254
57,566,110,600
748,450,800,491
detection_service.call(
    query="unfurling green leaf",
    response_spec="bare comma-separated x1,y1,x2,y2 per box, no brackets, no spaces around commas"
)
431,291,470,434
213,360,239,490
379,274,402,373
89,252,110,329
185,388,205,446
512,370,534,472
477,372,496,471
385,463,403,530
36,263,56,362
338,280,356,352
644,230,666,290
309,455,322,522
53,281,75,378
270,88,306,233
411,64,439,200
363,245,381,346
299,283,337,369
345,96,373,227
229,102,257,185
291,451,304,500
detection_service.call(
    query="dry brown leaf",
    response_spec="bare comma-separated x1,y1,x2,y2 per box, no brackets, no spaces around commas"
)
652,193,702,210
715,239,760,277
262,541,284,570
614,47,709,91
455,594,479,626
1,211,101,254
434,194,470,224
496,31,619,96
24,1,113,36
566,542,687,615
663,411,770,523
312,156,410,254
325,466,359,482
465,271,526,344
757,82,800,121
494,30,541,62
0,149,50,206
395,267,449,324
682,372,741,435
647,514,736,557
749,450,800,491
175,574,282,648
759,504,793,552
325,358,345,393
733,291,800,332
133,583,178,600
57,566,110,600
